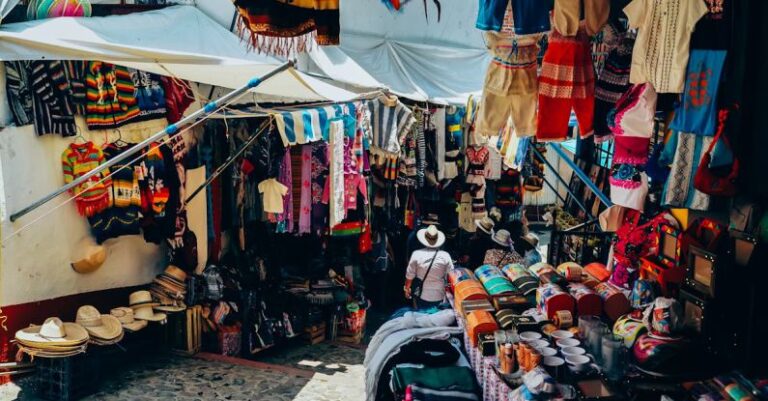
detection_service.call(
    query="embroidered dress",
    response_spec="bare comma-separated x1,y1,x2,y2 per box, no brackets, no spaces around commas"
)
669,50,727,136
536,27,595,141
661,132,712,210
594,35,635,143
624,0,708,93
476,33,540,137
85,61,141,129
466,146,490,220
298,145,313,234
310,142,329,233
62,142,112,217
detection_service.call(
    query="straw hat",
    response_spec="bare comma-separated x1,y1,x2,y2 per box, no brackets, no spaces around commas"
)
129,291,166,322
70,237,106,274
110,307,147,332
75,305,123,341
475,216,495,235
15,317,89,346
421,213,440,226
492,229,512,247
417,225,445,249
163,265,187,283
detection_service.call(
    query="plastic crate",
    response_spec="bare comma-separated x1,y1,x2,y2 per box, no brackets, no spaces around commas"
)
33,353,100,401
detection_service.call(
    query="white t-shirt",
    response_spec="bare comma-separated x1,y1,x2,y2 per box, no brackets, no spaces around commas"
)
406,248,453,302
258,178,288,214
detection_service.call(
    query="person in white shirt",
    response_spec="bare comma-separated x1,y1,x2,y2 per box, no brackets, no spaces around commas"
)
404,225,453,309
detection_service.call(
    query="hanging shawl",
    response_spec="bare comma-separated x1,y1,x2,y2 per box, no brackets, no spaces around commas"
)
233,0,340,57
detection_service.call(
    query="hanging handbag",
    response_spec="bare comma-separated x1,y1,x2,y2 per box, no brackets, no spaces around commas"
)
410,250,439,301
358,222,373,254
404,191,416,229
694,110,739,196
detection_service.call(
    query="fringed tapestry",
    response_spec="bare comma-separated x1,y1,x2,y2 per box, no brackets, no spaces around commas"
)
233,0,340,57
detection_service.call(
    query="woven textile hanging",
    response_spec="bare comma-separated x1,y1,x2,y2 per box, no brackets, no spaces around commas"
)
233,0,340,57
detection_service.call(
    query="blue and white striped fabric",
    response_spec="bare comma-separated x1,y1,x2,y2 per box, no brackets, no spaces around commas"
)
274,103,358,147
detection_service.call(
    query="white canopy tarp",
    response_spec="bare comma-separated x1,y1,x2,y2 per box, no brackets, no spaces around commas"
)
303,0,490,105
0,6,364,103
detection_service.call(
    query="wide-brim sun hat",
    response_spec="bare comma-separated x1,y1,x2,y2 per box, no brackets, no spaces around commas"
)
416,225,446,248
15,317,89,346
129,290,159,309
492,229,512,247
70,237,106,274
110,307,148,332
475,216,495,235
155,303,187,313
162,265,187,283
75,305,123,341
133,305,167,322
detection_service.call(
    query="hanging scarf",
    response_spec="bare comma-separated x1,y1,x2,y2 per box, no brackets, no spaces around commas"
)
233,0,340,57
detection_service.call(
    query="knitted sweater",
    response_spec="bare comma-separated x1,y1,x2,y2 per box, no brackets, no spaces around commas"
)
62,142,112,217
85,61,141,129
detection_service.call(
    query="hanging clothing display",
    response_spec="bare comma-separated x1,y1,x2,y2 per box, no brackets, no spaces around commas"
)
233,0,340,56
553,0,610,36
536,26,595,141
126,68,168,121
85,61,141,129
88,143,142,244
30,60,78,136
3,61,33,127
476,0,553,34
476,32,540,138
298,145,313,234
276,147,294,233
669,50,728,136
623,0,708,93
327,118,346,227
367,94,416,157
258,178,288,214
594,34,635,143
160,76,195,124
61,142,112,217
310,142,330,233
466,146,489,220
139,143,180,244
661,132,712,210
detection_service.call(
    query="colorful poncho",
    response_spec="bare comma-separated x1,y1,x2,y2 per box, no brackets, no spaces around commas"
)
62,142,112,217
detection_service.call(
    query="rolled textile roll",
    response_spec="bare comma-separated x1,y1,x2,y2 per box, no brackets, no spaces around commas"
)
595,282,631,321
466,310,499,346
568,282,603,317
536,283,575,320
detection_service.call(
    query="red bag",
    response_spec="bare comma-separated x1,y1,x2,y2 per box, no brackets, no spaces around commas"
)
358,222,372,254
694,110,739,196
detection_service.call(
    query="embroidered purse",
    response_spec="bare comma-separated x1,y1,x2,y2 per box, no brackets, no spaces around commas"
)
694,110,739,197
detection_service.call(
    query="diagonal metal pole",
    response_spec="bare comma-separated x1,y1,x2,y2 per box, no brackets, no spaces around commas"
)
549,142,613,207
530,144,591,217
9,61,293,222
184,118,271,205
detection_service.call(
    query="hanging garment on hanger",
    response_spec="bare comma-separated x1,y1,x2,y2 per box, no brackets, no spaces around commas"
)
310,142,329,234
594,33,634,143
326,118,346,227
31,60,77,136
3,61,33,126
275,147,294,233
62,141,112,217
669,50,728,136
85,61,141,129
536,26,595,141
367,94,416,156
623,0,708,93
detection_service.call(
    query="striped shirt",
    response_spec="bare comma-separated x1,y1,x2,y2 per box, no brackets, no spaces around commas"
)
30,60,77,136
367,95,415,155
3,61,33,126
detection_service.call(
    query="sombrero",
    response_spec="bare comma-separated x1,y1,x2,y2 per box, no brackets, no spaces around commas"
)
416,225,445,248
70,237,106,274
75,305,123,341
110,307,147,332
15,317,89,346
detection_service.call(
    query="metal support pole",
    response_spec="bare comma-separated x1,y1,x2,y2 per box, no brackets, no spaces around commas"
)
549,143,613,208
9,61,293,222
530,145,591,217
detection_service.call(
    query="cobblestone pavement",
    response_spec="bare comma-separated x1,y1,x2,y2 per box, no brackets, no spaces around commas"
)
1,341,367,401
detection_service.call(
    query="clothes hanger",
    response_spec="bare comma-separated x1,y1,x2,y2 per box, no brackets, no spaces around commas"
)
72,126,87,144
112,128,128,147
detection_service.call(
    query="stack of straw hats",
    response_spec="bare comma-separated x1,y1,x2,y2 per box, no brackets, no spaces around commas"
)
150,265,188,313
110,307,147,332
129,290,167,322
15,317,89,358
75,305,123,345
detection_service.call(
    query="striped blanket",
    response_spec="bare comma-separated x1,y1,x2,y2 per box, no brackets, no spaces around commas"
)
274,102,359,146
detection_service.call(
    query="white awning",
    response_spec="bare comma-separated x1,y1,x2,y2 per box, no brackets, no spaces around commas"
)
0,6,366,103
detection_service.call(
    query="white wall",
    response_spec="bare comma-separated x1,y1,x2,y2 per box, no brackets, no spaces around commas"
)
0,69,168,306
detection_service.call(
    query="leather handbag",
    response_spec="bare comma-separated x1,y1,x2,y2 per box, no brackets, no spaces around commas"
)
694,109,739,196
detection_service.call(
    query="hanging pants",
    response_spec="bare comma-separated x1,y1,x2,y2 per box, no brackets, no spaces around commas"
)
536,27,595,141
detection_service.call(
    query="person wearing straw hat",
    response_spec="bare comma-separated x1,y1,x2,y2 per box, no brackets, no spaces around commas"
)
405,213,441,260
483,229,526,267
467,216,496,269
404,225,453,309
